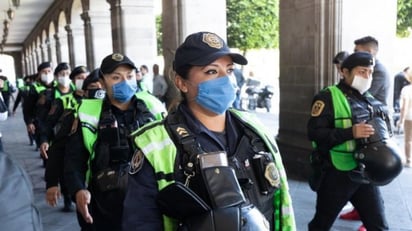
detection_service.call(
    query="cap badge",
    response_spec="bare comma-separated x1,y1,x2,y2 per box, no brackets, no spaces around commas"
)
80,66,87,72
202,33,223,49
112,53,124,62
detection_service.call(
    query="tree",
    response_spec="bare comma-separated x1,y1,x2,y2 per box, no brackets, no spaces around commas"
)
156,15,163,55
397,0,412,37
226,0,279,55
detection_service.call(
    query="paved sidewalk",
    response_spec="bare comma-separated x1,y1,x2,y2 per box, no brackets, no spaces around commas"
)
1,108,412,231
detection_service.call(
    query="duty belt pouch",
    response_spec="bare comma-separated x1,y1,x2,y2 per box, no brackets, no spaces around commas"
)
93,163,130,193
201,166,245,208
181,207,241,231
157,181,210,220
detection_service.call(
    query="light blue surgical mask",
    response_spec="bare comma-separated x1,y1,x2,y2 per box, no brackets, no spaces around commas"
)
196,76,236,115
112,79,137,103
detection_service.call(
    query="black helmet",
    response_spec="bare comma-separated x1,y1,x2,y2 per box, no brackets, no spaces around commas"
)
349,140,403,186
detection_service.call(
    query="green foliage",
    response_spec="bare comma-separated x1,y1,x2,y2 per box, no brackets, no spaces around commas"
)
227,0,279,54
156,15,163,55
397,0,412,37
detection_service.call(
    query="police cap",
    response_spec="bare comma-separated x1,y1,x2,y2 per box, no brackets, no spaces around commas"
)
100,53,137,75
173,32,248,77
340,52,374,71
70,65,89,80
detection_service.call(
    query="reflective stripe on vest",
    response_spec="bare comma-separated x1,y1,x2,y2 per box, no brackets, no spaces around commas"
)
78,99,103,182
60,94,79,110
135,91,166,120
134,109,296,231
133,122,177,231
327,86,357,171
33,82,46,94
1,80,9,92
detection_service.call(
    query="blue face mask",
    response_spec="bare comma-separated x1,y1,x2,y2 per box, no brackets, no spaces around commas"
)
112,79,137,103
196,76,236,115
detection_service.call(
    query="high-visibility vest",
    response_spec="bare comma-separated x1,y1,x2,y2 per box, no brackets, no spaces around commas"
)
78,93,167,182
315,86,357,171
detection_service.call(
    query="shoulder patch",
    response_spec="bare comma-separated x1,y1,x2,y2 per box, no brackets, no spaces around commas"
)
129,150,144,175
311,100,325,117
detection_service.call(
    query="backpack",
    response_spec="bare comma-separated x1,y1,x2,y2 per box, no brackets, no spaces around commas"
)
0,151,43,231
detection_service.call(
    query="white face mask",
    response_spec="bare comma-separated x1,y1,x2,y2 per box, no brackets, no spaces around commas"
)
75,79,84,90
58,75,71,87
351,75,372,94
41,73,54,85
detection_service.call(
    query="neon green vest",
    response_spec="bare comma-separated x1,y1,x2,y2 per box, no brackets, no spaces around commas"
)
33,82,46,94
135,90,167,120
1,80,9,92
133,109,296,231
326,86,357,171
78,93,167,182
16,78,24,90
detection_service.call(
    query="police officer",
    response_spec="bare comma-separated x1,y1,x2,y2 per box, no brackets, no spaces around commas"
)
23,62,55,151
37,62,75,166
307,52,401,230
64,53,166,231
122,32,296,231
42,65,90,212
0,75,13,113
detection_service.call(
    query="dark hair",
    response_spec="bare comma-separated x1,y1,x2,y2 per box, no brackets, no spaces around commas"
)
354,36,379,48
403,67,410,72
140,65,148,71
175,64,192,79
332,51,349,64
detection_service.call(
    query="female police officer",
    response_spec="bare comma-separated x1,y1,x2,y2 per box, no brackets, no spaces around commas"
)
122,32,295,231
64,53,166,231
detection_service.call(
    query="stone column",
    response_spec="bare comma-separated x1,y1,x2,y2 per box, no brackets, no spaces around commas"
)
40,43,47,62
65,24,75,66
81,11,95,69
107,0,123,53
161,0,227,108
47,38,58,68
105,0,155,65
54,33,62,64
176,0,227,40
82,10,112,69
36,47,42,66
72,25,87,66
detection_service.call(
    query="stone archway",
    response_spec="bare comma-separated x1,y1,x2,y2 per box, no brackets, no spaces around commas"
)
57,11,70,64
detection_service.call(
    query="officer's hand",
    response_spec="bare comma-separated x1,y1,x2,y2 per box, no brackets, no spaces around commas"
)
76,189,93,224
40,142,49,159
27,123,35,134
46,186,61,207
352,122,375,139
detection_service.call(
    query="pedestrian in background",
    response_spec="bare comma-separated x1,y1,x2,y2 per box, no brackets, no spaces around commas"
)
354,36,390,105
232,67,245,110
394,67,411,112
332,51,349,78
152,64,168,102
397,72,412,167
